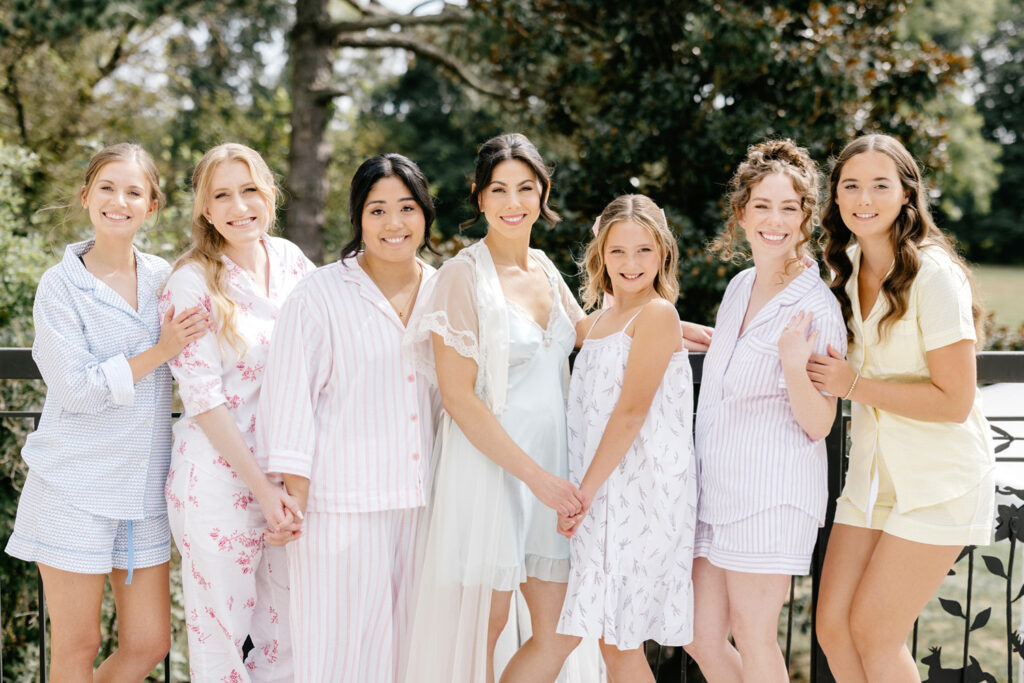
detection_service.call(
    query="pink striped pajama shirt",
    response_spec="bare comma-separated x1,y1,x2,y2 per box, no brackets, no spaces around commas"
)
258,257,438,682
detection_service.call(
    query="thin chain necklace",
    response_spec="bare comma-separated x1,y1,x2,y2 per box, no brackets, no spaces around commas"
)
392,265,423,321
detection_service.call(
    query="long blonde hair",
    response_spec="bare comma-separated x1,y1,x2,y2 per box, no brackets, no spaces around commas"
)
170,143,278,357
711,138,820,278
580,194,679,311
822,134,984,344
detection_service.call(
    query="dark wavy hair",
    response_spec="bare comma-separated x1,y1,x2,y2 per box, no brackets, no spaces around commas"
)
460,133,560,231
710,138,820,279
821,134,983,344
340,153,439,261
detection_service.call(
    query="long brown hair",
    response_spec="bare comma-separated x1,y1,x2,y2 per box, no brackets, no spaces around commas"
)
580,194,679,311
710,138,819,278
821,134,984,344
170,143,278,357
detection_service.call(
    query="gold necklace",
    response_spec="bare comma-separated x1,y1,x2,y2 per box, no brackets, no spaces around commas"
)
392,265,423,320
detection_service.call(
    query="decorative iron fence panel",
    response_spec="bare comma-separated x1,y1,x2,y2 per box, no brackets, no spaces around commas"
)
2,348,1023,682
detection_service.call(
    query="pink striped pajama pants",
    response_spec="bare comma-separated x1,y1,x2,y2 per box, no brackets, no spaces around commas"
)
287,507,421,682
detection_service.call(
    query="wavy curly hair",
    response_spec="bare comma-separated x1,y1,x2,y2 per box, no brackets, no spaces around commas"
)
821,134,983,344
710,138,820,279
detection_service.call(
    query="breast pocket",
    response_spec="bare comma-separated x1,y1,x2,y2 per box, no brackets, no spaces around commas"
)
724,333,786,397
874,319,926,376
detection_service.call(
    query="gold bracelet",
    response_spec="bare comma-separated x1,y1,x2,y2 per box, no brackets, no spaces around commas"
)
842,372,860,401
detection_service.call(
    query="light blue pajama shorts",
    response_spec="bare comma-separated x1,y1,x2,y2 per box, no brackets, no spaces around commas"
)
5,470,170,580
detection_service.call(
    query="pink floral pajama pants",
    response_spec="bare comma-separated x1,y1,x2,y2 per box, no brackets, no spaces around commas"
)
167,460,291,682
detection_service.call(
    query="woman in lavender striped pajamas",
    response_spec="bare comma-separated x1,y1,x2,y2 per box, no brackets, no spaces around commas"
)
257,154,440,683
684,140,847,683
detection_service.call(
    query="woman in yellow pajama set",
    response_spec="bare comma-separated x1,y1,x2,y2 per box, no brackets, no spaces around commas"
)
809,133,995,683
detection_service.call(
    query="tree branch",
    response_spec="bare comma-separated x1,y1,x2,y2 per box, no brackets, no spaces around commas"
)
333,32,511,98
310,84,347,102
323,8,468,36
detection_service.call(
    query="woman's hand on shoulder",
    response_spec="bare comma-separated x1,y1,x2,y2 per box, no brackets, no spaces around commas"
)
778,311,817,372
156,304,210,362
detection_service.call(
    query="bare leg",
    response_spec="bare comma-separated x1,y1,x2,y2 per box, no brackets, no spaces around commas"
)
94,563,171,683
499,578,581,683
683,558,742,682
487,590,514,683
599,639,654,683
816,523,880,683
37,563,105,683
724,571,791,683
849,534,961,683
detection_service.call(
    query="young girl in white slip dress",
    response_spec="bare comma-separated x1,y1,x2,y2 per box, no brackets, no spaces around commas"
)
556,194,697,683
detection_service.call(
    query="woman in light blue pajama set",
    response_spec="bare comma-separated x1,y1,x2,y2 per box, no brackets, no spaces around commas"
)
5,143,208,680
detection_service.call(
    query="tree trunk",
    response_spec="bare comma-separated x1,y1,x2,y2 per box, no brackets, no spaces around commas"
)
285,0,334,265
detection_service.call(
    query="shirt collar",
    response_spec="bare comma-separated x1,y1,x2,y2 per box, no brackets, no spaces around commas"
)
60,239,160,317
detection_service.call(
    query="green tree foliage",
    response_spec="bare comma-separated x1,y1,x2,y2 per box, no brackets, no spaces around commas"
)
0,0,291,251
946,0,1024,262
360,60,508,245
454,0,979,320
0,143,48,680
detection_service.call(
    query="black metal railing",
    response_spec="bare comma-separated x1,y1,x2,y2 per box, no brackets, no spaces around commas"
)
2,348,1024,682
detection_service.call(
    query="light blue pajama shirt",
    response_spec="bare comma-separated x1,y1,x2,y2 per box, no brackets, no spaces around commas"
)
5,239,174,577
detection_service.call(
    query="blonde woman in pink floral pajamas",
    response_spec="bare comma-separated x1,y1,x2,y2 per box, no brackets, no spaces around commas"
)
161,143,314,682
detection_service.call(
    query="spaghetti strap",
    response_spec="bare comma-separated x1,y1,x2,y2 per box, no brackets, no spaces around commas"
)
584,308,610,341
619,307,644,334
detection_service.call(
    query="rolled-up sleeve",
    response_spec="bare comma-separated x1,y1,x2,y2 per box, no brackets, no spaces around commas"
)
160,267,227,417
260,285,331,478
32,274,135,413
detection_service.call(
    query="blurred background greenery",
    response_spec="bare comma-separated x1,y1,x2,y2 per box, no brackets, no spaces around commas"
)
2,0,1024,679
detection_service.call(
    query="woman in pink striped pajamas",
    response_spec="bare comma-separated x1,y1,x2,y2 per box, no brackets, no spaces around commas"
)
258,154,440,682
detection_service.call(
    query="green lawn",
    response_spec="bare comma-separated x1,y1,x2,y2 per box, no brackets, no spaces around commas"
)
975,264,1024,329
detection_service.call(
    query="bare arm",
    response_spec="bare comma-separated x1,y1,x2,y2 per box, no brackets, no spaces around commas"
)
433,334,582,517
579,301,681,500
193,405,301,529
807,339,976,423
778,312,837,441
681,320,714,352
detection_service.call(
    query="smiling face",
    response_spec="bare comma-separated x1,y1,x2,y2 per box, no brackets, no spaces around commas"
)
80,160,158,241
738,172,804,266
359,175,426,266
603,219,662,298
478,159,542,241
835,150,908,246
201,159,272,250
